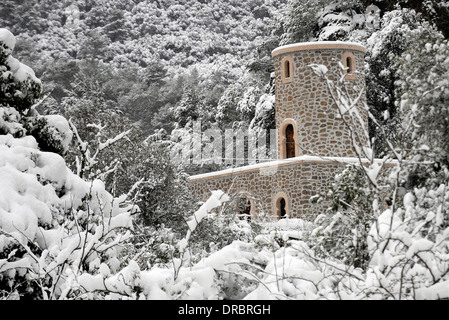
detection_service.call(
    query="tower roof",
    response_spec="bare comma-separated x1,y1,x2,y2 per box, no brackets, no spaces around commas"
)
272,41,367,58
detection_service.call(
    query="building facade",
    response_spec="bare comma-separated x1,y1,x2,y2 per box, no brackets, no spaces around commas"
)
188,41,369,220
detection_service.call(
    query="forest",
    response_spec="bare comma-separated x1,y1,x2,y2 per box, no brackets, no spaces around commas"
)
1,0,449,300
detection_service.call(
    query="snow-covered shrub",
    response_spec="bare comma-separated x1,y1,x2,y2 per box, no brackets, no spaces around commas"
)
0,29,70,156
366,184,449,299
124,190,257,276
188,209,256,263
0,133,137,299
395,21,449,189
129,140,196,232
0,29,137,300
0,29,41,115
123,224,180,270
74,190,236,300
310,165,374,269
352,19,449,300
244,239,366,300
62,70,197,232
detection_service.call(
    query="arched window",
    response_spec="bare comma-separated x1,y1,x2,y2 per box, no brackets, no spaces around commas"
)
343,52,356,79
284,60,291,78
279,198,287,218
280,119,298,159
273,192,289,220
285,124,295,159
346,56,353,74
281,55,293,83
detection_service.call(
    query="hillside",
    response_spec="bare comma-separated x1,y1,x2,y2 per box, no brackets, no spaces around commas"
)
3,0,284,86
0,0,286,137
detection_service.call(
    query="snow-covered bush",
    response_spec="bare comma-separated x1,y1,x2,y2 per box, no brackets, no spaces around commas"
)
123,224,180,270
360,19,449,300
72,190,239,300
188,207,256,263
0,129,137,300
0,28,71,156
60,65,197,234
122,190,257,278
365,184,449,299
395,21,449,189
0,29,137,300
310,165,374,269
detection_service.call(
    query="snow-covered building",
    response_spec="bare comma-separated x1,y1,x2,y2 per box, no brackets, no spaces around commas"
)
189,42,370,220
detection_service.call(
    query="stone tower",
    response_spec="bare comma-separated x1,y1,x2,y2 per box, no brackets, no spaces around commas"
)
271,42,368,159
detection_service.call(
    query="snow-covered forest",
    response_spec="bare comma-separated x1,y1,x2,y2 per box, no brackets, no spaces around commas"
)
1,0,449,301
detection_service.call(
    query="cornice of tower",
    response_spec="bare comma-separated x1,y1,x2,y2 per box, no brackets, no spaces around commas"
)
272,41,367,58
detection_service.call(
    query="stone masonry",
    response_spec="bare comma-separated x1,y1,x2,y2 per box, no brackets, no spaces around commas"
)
273,42,368,158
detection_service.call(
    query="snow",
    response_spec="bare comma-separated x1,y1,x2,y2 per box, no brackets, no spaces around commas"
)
309,63,328,77
416,280,449,300
0,131,137,298
0,28,16,53
405,239,434,259
0,29,41,85
1,6,449,300
179,190,229,255
6,56,41,84
43,115,73,152
189,155,395,181
0,129,446,300
272,41,367,57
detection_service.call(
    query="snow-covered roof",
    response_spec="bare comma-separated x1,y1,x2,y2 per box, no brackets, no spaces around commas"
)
272,41,367,57
189,155,394,182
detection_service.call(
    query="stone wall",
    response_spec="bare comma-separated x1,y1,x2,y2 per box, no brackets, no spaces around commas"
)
188,158,351,220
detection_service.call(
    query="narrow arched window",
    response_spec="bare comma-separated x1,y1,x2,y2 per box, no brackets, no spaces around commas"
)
274,195,288,219
346,56,352,74
343,52,356,79
281,56,293,83
284,60,290,78
285,124,295,159
279,198,287,218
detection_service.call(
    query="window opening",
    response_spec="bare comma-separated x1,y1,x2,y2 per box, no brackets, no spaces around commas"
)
279,198,287,219
284,60,290,78
285,124,295,159
274,195,288,219
346,56,353,73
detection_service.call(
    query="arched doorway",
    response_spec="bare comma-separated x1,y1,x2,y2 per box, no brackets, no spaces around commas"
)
285,124,295,159
273,192,289,220
279,119,298,159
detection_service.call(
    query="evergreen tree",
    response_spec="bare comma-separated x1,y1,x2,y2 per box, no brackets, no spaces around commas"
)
395,21,449,189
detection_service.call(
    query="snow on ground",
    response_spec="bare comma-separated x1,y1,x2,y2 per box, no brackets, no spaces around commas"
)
0,132,136,299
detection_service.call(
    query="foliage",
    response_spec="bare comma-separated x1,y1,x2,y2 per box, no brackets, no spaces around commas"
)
0,30,137,300
395,21,449,188
310,165,374,269
279,0,329,44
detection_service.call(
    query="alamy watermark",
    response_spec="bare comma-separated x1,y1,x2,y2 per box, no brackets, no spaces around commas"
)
170,121,278,168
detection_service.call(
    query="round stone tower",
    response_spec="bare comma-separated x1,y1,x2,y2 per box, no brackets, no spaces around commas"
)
271,42,368,159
